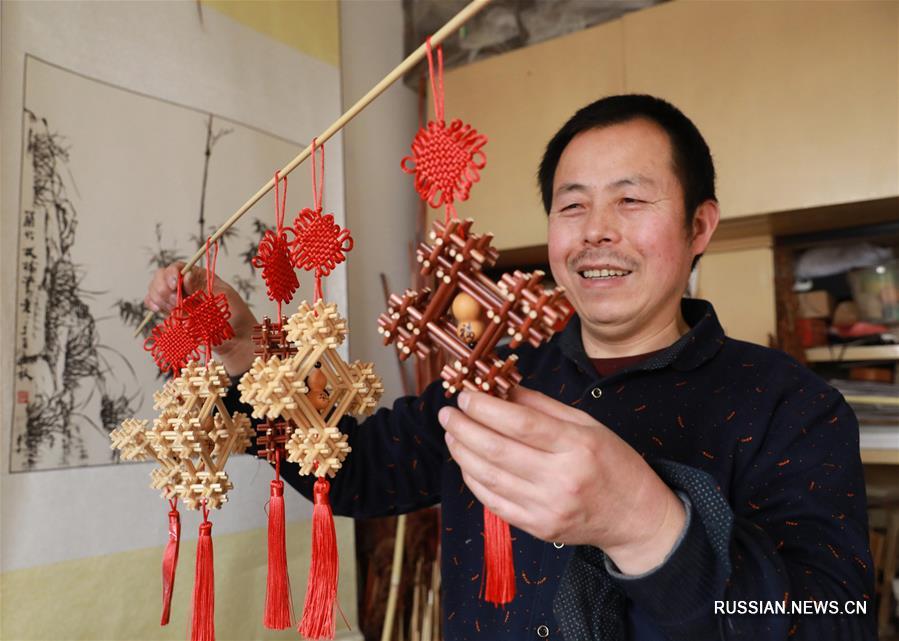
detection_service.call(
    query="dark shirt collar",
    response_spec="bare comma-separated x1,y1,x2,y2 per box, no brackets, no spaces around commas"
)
556,298,725,379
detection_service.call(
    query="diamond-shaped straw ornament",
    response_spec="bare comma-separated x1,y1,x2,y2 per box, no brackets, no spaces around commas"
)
111,361,252,510
238,300,382,478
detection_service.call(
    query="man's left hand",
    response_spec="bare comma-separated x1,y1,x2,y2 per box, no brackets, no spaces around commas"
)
438,387,687,575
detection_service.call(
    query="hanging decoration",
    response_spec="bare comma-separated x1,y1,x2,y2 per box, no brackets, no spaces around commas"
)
113,240,252,641
143,274,201,377
401,38,487,222
252,171,299,321
385,42,573,607
240,139,383,640
183,240,235,361
290,140,354,302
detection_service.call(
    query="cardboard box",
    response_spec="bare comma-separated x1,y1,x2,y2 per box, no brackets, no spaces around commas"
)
798,290,834,319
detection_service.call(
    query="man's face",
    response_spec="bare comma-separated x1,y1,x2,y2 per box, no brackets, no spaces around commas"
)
547,118,704,340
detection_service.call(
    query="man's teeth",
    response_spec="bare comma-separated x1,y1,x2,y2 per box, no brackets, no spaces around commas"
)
581,268,630,279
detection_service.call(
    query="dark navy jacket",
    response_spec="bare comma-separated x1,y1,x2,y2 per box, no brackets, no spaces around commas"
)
229,299,875,640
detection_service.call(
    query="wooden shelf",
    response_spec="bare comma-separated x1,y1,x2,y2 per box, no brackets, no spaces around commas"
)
805,344,899,363
861,448,899,466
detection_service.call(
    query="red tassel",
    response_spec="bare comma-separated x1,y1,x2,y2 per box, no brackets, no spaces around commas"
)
191,506,215,641
264,478,293,629
481,506,515,605
299,478,338,640
160,502,181,625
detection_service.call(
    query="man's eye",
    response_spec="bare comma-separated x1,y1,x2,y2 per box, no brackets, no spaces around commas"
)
561,203,582,211
620,197,646,206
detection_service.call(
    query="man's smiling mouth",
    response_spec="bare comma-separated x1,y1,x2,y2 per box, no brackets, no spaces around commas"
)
578,268,632,280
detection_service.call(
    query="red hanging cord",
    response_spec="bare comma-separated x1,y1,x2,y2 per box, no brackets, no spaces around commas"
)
204,239,218,361
273,170,288,322
264,451,293,630
160,498,181,625
191,501,215,641
311,139,326,302
311,138,325,214
274,170,288,231
426,37,445,123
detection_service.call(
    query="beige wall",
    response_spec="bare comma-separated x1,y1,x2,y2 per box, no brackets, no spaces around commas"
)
696,247,777,347
0,521,358,641
203,0,340,66
341,0,420,399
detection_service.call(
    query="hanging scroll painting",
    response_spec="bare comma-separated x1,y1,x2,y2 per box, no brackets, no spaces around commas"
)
10,56,318,472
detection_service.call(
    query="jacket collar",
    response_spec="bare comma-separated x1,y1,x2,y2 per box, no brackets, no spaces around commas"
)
556,298,726,378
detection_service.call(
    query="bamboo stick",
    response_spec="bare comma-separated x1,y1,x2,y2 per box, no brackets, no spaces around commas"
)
381,513,408,641
134,0,492,337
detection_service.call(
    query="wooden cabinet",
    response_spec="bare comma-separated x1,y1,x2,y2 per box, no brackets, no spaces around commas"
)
441,0,899,249
622,0,899,220
695,246,777,347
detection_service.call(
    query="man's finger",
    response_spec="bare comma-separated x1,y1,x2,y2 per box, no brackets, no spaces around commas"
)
164,263,184,290
440,407,550,483
144,294,160,313
510,386,595,427
456,390,564,452
445,429,541,510
461,473,537,536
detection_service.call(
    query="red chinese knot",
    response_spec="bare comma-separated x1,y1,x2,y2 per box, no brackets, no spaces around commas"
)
185,240,235,358
183,289,234,354
253,171,299,307
253,231,298,305
144,311,200,376
401,39,487,220
402,119,486,214
290,208,353,280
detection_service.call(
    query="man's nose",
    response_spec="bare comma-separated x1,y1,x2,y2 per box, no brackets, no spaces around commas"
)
582,207,622,245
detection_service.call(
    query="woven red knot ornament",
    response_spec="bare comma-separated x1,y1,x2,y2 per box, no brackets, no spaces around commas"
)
184,240,235,355
144,274,201,376
290,208,353,280
401,39,486,219
253,172,299,307
144,309,200,376
402,120,486,214
253,231,298,304
183,290,234,351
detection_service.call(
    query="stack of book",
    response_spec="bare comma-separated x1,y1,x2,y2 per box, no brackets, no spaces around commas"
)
831,379,899,451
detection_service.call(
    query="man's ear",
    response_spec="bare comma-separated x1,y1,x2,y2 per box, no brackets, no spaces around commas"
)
690,199,720,257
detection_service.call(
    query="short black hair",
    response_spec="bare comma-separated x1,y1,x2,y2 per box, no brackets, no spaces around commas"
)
537,94,716,227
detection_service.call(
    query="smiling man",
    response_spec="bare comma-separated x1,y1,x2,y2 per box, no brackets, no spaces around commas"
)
147,95,875,640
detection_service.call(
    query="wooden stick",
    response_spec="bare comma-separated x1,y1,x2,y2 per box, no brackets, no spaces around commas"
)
134,0,492,337
381,513,408,641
